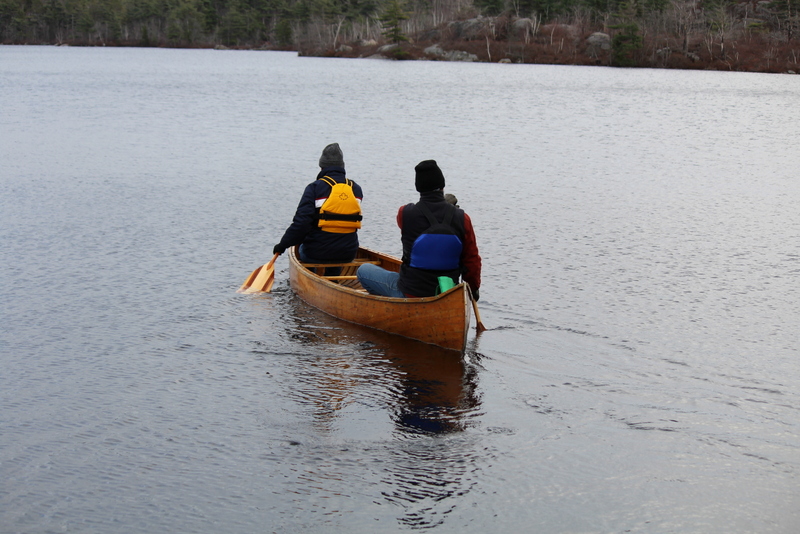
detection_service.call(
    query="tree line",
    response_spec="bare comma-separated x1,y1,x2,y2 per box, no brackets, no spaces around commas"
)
1,0,798,71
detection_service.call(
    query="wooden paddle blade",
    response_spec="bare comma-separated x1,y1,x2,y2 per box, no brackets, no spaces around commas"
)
237,253,280,294
242,263,274,293
263,271,276,292
237,265,263,293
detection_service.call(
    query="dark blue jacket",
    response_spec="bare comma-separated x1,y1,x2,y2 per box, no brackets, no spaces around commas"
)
277,167,363,261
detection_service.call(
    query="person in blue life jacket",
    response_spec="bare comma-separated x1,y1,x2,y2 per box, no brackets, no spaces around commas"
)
356,160,481,300
272,143,363,266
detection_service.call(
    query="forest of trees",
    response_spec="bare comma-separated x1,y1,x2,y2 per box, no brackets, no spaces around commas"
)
1,0,798,71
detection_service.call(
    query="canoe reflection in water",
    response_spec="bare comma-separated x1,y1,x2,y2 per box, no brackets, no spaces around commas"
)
393,345,479,436
255,293,487,529
282,297,482,437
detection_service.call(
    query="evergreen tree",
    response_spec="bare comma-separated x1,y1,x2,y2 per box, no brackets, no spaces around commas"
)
611,21,642,66
475,0,503,16
610,2,643,66
274,17,292,45
220,1,250,45
379,0,408,43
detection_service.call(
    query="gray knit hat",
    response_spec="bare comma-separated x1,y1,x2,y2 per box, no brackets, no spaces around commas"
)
319,143,344,168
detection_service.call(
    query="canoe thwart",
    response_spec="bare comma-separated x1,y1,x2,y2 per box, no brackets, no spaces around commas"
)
300,260,380,268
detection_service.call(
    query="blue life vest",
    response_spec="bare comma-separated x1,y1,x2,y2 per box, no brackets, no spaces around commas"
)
409,203,463,271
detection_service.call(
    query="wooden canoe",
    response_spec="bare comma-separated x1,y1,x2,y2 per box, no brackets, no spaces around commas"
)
288,246,471,352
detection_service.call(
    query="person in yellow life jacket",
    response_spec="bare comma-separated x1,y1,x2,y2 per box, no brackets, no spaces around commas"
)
273,143,363,264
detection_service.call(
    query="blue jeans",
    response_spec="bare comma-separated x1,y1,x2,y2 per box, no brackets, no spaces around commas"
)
356,263,405,297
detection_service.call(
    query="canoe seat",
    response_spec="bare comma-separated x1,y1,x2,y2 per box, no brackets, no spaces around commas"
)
301,260,380,268
302,259,380,279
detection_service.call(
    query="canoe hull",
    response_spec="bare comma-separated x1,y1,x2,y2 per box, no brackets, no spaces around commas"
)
288,246,471,352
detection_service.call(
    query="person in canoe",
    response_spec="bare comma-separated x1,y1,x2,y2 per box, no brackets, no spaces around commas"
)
272,143,364,268
357,159,481,300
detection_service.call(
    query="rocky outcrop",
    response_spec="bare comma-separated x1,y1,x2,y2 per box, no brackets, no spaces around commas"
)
585,32,611,57
511,18,536,41
447,17,490,41
424,44,478,62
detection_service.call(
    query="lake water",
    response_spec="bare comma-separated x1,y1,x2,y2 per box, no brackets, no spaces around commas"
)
1,45,799,533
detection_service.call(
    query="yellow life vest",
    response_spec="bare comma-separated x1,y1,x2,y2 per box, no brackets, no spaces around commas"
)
317,176,362,233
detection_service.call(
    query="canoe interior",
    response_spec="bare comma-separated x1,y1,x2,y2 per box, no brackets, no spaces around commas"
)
296,246,399,292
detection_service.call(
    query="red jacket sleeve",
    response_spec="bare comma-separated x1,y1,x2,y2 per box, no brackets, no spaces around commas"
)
461,213,481,289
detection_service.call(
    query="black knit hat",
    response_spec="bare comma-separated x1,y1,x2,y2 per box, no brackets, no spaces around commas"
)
319,143,344,168
415,160,445,192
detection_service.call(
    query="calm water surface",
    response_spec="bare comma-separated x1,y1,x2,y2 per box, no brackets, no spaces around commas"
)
2,46,799,532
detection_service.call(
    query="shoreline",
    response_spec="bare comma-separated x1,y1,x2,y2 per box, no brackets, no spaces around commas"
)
5,36,798,75
301,40,800,75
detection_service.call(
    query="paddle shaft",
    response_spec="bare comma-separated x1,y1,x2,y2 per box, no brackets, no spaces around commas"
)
472,298,486,332
467,284,486,332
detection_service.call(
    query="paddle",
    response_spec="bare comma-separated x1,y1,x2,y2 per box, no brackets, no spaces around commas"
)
237,253,280,294
469,287,487,332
